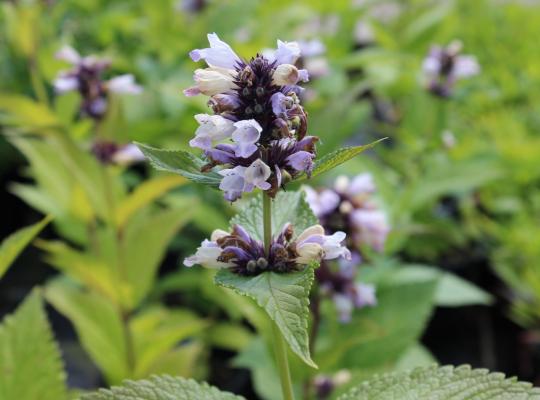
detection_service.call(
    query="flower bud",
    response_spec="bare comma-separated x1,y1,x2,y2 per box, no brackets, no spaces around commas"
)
272,64,300,86
187,67,236,96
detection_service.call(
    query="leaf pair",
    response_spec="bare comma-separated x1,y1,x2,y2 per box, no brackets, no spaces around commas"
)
83,366,540,400
136,139,384,191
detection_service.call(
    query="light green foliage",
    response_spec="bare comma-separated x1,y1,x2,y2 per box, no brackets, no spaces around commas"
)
0,290,67,400
231,191,318,242
46,279,129,384
136,143,222,187
46,279,208,384
338,365,540,400
215,268,316,368
82,375,245,400
0,215,51,279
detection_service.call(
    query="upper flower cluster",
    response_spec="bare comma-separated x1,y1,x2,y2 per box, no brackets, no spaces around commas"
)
185,33,317,201
184,223,350,275
422,40,480,98
54,46,142,119
304,174,390,322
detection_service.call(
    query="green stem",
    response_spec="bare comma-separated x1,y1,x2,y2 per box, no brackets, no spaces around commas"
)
272,321,296,400
263,193,295,400
263,193,272,252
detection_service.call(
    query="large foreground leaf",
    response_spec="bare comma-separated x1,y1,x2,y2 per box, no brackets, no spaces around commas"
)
136,143,222,187
338,365,540,400
215,268,316,368
82,375,244,400
0,215,52,279
231,191,318,242
0,290,67,400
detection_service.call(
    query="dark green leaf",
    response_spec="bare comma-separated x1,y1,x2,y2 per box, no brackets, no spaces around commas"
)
338,365,540,400
136,143,222,187
215,268,316,368
297,139,386,181
81,375,244,400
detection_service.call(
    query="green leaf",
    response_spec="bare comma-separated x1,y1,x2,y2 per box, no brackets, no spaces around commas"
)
136,143,222,187
317,279,437,371
81,375,245,400
388,265,493,307
0,290,67,400
231,190,318,242
115,175,187,228
130,307,208,378
338,365,540,400
123,206,195,307
215,267,316,368
0,94,60,132
296,139,385,181
0,215,52,279
45,279,128,384
435,273,493,307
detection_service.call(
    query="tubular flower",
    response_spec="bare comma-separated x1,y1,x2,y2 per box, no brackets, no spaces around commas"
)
422,40,480,98
304,173,390,322
54,46,142,119
185,33,316,201
183,223,350,276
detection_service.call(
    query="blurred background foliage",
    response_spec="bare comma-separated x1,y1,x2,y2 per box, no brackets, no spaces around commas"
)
1,0,540,398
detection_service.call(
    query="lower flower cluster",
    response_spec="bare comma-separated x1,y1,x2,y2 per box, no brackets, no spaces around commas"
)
184,223,351,276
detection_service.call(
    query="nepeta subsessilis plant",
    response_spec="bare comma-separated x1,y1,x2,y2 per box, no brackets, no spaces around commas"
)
422,40,480,98
137,33,380,400
305,174,389,323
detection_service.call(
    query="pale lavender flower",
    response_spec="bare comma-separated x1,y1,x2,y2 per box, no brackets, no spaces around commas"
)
189,114,236,150
107,74,143,94
189,33,241,69
350,209,390,252
53,45,141,119
231,120,262,158
423,40,480,97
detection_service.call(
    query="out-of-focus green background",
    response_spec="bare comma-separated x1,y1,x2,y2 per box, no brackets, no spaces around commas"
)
2,0,540,398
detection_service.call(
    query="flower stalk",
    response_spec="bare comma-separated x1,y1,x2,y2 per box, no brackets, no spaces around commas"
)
262,192,295,400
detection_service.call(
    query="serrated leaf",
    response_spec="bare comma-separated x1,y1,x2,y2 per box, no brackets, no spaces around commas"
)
0,290,67,400
81,375,245,400
136,143,222,187
338,365,540,400
296,139,385,181
215,268,316,368
230,191,318,242
0,215,52,279
45,279,128,384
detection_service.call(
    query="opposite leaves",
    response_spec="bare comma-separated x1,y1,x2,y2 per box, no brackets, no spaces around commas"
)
338,365,540,400
136,140,384,189
82,375,244,400
215,268,316,369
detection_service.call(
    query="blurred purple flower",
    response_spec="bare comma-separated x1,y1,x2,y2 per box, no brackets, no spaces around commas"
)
423,40,480,97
